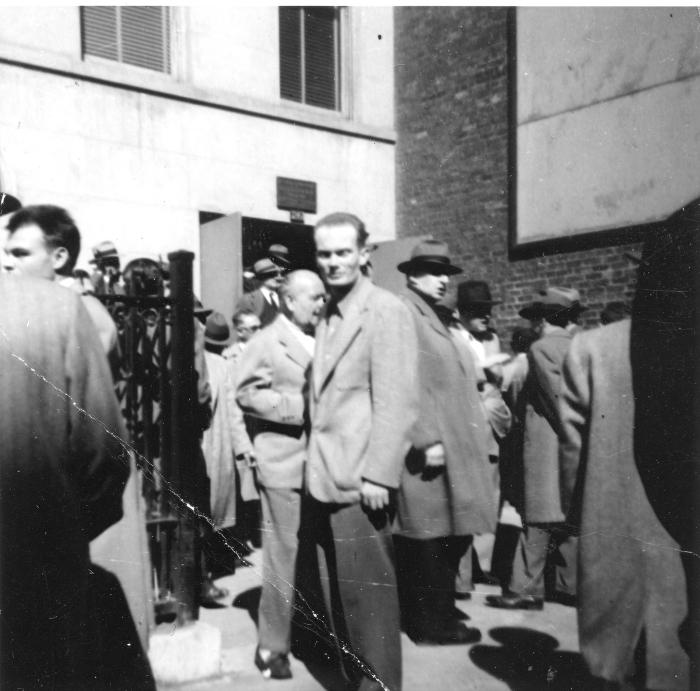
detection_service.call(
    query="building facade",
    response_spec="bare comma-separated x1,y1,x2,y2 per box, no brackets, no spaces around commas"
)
395,7,700,331
0,6,396,293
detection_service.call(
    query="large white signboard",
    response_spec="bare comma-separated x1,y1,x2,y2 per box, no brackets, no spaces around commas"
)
514,7,700,248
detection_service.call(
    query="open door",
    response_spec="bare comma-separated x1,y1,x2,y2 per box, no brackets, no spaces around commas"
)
199,213,244,326
370,235,432,295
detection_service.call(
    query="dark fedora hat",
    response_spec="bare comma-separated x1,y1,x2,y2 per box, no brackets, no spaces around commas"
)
397,239,462,275
204,311,231,346
457,280,502,311
0,192,21,216
519,286,587,320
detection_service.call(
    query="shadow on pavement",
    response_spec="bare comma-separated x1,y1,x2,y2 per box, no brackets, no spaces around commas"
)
470,626,592,690
232,586,261,626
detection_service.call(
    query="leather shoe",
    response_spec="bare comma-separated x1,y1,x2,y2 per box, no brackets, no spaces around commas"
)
411,621,482,646
255,647,292,679
485,593,544,610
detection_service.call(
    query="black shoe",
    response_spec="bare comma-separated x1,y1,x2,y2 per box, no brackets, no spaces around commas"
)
254,647,292,680
485,593,544,610
411,621,482,646
454,591,472,601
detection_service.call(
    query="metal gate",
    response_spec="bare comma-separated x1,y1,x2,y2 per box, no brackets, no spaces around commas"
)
98,250,202,625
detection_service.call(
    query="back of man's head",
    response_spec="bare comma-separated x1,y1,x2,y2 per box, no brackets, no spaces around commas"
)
7,205,81,276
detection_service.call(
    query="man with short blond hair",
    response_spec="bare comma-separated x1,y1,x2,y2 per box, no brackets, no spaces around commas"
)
305,212,418,691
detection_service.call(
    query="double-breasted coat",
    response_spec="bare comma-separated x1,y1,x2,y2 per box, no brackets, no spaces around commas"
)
521,327,572,524
560,320,688,689
395,289,496,539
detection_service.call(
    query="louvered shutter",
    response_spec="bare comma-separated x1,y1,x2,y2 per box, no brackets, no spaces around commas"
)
278,6,339,111
304,7,337,110
121,7,170,73
279,7,302,103
81,6,170,74
82,6,119,61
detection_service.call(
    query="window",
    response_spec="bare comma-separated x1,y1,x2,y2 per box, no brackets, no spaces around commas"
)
279,7,341,111
81,6,171,74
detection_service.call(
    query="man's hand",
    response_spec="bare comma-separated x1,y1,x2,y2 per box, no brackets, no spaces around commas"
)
360,480,390,511
424,443,446,467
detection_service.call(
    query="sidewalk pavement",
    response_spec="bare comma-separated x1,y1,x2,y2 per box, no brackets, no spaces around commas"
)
157,547,586,691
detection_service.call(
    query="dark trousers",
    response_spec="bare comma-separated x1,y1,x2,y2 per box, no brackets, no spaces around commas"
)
303,497,402,691
510,524,577,599
394,534,470,635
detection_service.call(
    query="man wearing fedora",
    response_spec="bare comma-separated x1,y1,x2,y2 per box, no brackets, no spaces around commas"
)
394,240,496,645
201,311,253,550
236,257,287,327
488,286,585,611
236,270,326,680
89,240,125,295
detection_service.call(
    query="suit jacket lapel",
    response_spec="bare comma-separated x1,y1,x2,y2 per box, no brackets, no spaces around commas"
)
275,317,312,369
315,278,372,395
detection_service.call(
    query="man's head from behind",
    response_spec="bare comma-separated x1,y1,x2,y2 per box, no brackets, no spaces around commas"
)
3,205,80,280
314,212,369,292
280,270,326,333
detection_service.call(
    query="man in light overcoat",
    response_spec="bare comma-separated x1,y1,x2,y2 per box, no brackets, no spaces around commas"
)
560,319,688,689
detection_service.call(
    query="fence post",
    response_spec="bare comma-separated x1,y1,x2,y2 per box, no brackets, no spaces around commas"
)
167,250,200,624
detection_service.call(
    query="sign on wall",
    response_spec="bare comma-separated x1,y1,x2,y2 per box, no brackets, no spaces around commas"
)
510,7,700,254
276,176,317,214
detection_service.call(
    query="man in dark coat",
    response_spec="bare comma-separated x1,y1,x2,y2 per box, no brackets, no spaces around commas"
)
560,318,688,689
235,257,286,327
488,287,584,610
394,240,496,645
0,274,132,688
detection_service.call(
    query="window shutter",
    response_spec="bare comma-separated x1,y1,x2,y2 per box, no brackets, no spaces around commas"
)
279,7,302,103
82,6,119,61
304,7,337,110
81,6,170,74
121,7,170,73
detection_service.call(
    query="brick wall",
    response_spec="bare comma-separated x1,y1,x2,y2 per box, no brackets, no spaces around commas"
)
394,7,641,338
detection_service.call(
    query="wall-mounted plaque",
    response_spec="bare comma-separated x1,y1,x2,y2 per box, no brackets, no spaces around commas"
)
277,177,317,213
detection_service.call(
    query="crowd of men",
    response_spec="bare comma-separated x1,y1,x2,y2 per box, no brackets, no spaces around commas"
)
0,196,697,691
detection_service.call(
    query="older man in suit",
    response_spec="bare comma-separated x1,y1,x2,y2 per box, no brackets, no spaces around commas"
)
394,241,496,645
0,274,132,688
305,212,418,691
488,287,584,610
236,270,326,680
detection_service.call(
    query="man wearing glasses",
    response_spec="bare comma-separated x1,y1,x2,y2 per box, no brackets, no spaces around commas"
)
236,258,286,327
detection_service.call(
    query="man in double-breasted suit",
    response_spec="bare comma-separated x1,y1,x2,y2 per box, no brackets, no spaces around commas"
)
236,270,326,680
394,241,495,645
560,319,688,689
488,287,584,611
306,212,418,691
